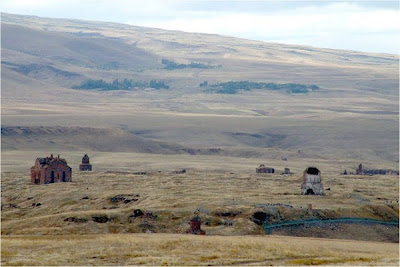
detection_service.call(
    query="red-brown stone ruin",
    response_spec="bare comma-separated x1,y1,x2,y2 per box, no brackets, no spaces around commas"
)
31,154,72,184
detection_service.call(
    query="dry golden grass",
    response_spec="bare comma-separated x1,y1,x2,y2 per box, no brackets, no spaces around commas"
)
1,12,399,266
1,234,398,266
2,167,398,238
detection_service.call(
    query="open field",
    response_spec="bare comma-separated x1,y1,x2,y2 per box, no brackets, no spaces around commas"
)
2,167,398,237
2,234,399,266
1,13,399,266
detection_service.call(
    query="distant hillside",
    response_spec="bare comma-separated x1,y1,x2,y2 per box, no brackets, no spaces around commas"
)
1,13,398,167
1,126,183,154
1,12,398,96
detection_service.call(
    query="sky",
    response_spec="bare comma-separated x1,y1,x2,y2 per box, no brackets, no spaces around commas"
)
1,0,399,54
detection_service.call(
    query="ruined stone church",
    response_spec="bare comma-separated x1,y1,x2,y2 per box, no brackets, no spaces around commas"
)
31,154,72,184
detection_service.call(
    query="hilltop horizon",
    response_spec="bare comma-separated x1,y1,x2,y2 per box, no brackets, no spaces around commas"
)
1,11,398,56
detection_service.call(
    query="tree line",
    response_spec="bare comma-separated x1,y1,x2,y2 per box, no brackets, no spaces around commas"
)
204,81,319,94
161,59,219,70
72,78,169,90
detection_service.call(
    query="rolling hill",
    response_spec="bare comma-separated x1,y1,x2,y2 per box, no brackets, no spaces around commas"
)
1,12,398,167
1,12,399,266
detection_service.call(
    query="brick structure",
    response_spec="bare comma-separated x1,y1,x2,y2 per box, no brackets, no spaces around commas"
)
187,216,205,235
301,167,324,195
31,154,72,184
79,154,92,171
256,164,275,173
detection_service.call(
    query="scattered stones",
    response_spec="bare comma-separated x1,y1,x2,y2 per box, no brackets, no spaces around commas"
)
81,196,89,200
129,209,157,219
31,203,41,207
7,203,19,208
139,223,154,232
133,172,146,175
110,194,139,204
214,211,242,217
256,203,293,209
131,209,144,218
173,169,186,174
92,215,109,223
64,217,88,223
251,211,268,225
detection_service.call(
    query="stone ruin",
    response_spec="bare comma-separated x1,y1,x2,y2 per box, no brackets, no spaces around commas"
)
301,167,324,195
79,154,92,171
31,154,72,184
355,163,399,175
356,163,363,175
282,168,291,175
256,164,275,174
187,216,206,235
173,169,186,174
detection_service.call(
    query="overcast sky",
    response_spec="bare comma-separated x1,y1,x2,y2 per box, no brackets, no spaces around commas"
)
1,0,399,54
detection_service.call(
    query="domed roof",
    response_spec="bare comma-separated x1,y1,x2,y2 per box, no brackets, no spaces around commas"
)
82,154,90,164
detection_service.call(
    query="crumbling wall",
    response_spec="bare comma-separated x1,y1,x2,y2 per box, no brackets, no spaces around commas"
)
301,167,324,195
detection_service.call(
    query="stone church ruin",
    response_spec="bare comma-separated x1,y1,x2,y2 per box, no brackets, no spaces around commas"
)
79,154,92,171
256,164,275,173
301,167,324,195
31,154,72,184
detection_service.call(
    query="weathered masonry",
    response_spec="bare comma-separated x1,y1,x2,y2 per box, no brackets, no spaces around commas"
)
31,154,72,184
301,167,324,195
256,164,275,173
79,154,92,171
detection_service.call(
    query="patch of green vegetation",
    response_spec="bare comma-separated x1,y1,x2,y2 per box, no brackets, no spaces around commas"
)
206,81,319,94
72,78,169,90
161,59,219,70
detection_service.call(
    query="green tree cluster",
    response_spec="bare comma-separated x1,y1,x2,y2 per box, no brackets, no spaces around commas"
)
72,78,169,90
208,81,319,94
161,59,216,70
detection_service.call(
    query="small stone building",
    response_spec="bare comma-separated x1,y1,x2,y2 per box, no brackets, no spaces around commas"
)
301,167,323,195
31,154,72,184
256,164,275,173
79,154,92,171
